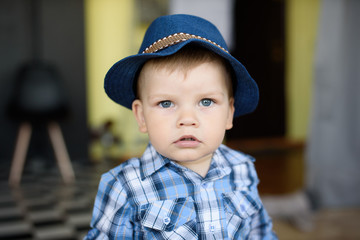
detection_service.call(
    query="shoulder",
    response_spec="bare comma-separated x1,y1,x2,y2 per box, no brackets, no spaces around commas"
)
218,144,255,165
96,158,142,199
218,144,260,190
98,156,163,205
100,157,142,185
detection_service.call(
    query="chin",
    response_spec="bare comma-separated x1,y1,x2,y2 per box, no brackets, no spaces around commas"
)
174,152,213,163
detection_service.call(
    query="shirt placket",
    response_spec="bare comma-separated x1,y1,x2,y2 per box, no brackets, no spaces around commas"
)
169,151,231,239
201,180,222,238
183,172,225,239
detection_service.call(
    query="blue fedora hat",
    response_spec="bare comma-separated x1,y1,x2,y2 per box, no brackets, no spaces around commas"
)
104,14,259,117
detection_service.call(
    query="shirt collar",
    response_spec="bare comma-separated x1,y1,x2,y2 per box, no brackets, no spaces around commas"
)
205,146,232,180
140,143,170,180
140,143,235,180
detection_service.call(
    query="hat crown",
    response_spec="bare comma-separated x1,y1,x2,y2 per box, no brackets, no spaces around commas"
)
139,14,229,54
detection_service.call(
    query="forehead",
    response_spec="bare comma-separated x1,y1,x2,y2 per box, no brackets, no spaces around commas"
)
137,58,232,97
139,60,228,89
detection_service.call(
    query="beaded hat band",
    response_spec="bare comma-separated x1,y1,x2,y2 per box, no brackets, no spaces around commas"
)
142,32,229,54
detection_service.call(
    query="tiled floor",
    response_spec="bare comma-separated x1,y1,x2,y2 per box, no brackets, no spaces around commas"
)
0,160,110,240
1,160,359,239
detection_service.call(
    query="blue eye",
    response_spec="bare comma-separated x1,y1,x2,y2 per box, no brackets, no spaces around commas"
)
200,99,214,107
159,100,173,108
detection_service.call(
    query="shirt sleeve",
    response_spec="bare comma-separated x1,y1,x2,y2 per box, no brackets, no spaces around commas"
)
246,161,278,240
248,204,278,240
84,171,134,240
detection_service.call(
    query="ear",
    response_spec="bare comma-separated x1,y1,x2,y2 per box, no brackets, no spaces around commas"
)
132,99,148,133
225,98,235,130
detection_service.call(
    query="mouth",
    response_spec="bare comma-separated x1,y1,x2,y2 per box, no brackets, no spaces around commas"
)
176,135,199,142
181,137,196,141
174,135,201,147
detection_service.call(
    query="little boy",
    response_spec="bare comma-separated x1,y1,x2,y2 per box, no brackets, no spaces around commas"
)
86,14,277,239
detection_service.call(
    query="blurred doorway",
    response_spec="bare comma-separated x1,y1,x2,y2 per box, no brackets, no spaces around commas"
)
227,0,286,139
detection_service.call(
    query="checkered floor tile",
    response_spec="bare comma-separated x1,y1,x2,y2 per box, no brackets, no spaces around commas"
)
0,160,115,240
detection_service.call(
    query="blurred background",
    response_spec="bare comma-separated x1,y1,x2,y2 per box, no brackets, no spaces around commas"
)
0,0,359,239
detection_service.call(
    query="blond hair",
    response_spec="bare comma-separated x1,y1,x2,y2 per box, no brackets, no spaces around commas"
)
135,44,234,99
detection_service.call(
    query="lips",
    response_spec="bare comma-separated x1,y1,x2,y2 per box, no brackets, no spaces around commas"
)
180,137,196,141
174,135,200,147
177,135,199,142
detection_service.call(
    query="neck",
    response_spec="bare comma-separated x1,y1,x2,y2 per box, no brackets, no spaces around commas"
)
175,154,213,178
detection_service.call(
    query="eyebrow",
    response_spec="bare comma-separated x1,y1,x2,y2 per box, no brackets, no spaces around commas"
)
147,94,172,100
199,91,226,96
147,91,226,100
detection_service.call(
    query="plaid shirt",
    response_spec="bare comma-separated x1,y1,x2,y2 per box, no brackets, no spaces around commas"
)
85,143,277,240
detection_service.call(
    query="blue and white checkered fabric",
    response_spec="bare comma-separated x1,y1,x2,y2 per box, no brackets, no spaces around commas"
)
85,143,277,239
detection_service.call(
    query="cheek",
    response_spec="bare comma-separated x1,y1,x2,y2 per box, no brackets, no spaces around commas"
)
146,122,171,155
144,114,171,138
202,116,227,140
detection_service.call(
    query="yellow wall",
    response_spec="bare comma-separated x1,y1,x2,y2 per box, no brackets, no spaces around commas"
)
85,0,148,160
85,0,135,126
285,0,320,140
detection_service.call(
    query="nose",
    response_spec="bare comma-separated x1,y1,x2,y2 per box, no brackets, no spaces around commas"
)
176,108,199,128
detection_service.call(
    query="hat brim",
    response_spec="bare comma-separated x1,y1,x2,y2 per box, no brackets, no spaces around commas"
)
104,39,259,117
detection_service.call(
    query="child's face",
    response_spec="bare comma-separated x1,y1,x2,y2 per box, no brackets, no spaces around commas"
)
132,60,234,173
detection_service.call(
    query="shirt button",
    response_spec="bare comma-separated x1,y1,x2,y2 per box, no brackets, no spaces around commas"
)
210,224,215,232
163,217,171,225
240,204,246,212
